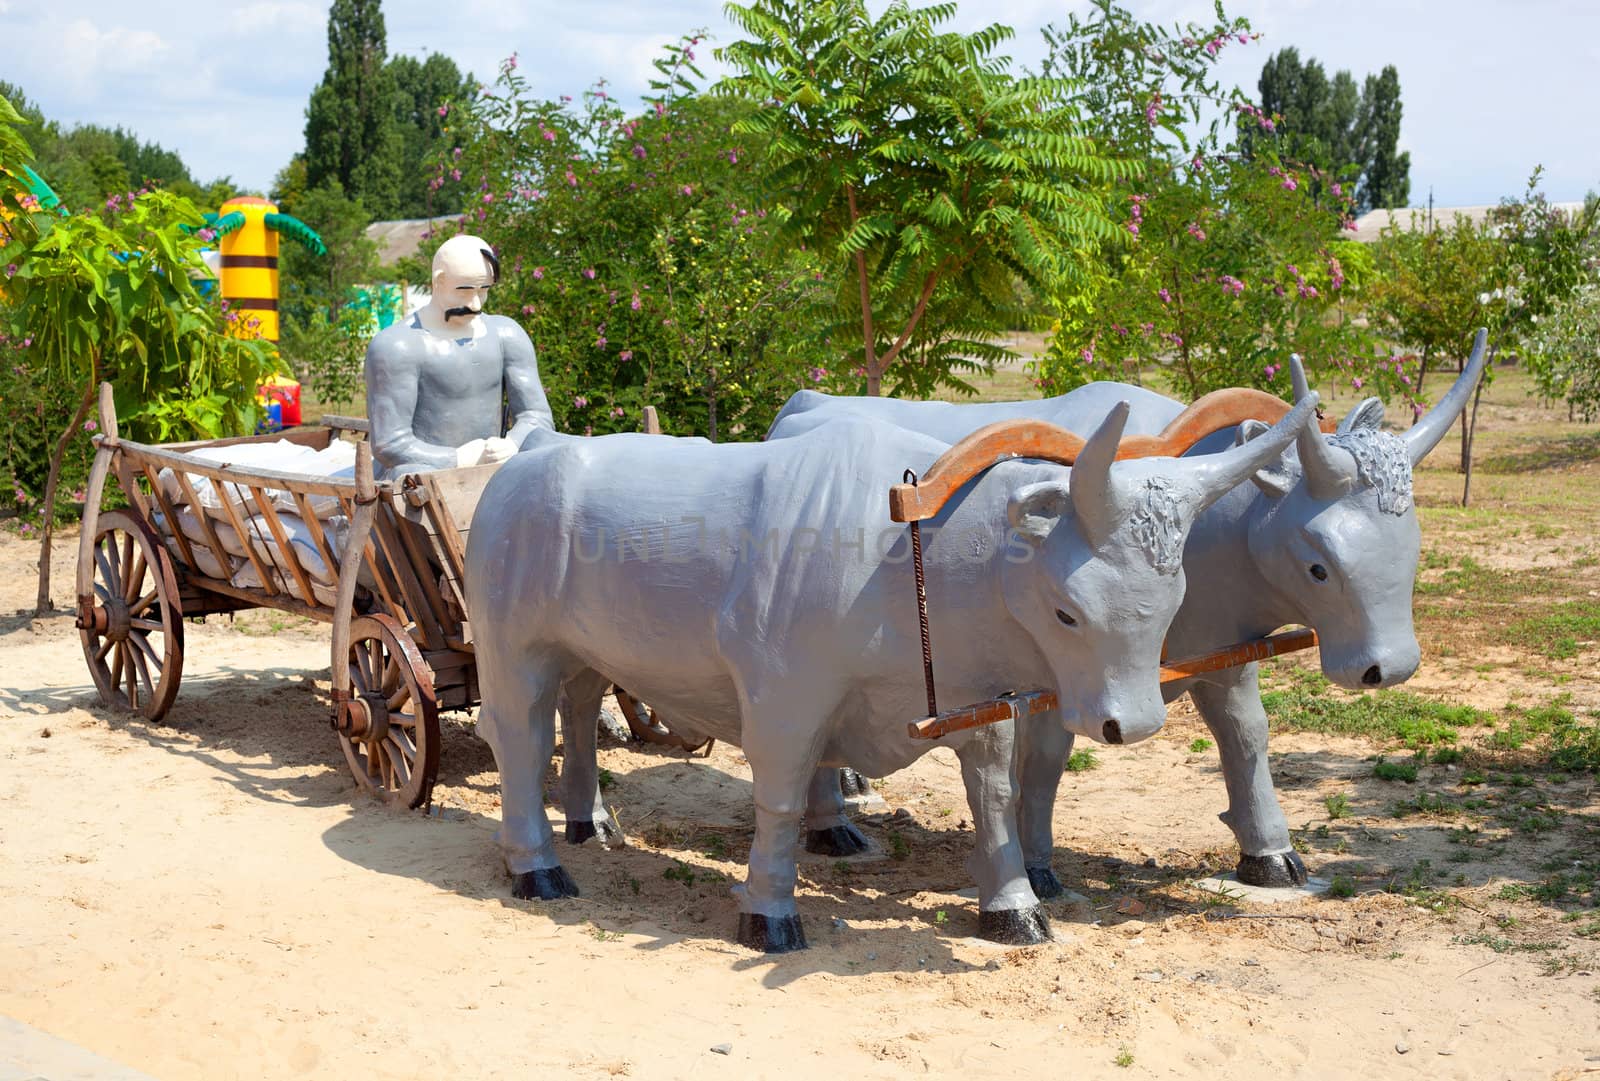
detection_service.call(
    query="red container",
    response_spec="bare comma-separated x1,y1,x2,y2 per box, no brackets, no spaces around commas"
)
258,377,302,427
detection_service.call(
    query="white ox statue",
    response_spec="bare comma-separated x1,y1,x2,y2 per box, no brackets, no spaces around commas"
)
764,331,1490,893
465,394,1320,951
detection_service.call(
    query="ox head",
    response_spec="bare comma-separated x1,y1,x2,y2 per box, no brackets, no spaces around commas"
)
1238,329,1490,690
1000,391,1323,746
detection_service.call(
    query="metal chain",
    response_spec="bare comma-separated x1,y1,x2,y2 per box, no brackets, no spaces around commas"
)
904,469,937,718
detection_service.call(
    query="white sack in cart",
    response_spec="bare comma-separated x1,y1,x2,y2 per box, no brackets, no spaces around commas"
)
168,506,348,584
156,440,357,520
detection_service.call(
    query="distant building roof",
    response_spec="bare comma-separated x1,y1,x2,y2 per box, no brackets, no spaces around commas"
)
1350,202,1588,243
364,215,464,267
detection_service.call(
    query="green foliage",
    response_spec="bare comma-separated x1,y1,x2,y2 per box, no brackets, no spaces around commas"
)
1261,681,1485,748
304,0,401,219
1373,756,1421,782
445,41,830,439
1507,600,1600,659
1529,279,1600,420
389,52,476,218
1327,874,1356,898
1242,50,1409,212
1187,737,1213,754
277,180,380,408
1066,748,1099,772
1031,3,1388,401
718,0,1127,396
1324,792,1350,819
282,305,376,412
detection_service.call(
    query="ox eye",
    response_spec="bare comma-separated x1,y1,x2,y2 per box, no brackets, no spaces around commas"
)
1056,609,1077,627
1309,563,1329,582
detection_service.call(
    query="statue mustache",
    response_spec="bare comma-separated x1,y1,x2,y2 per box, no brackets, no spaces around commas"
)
444,305,478,319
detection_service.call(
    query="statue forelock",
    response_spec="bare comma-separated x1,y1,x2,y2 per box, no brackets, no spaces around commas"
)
1127,477,1186,574
1329,428,1413,515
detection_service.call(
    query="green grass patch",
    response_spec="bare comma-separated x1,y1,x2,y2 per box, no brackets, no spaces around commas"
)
1373,755,1421,782
1327,874,1357,898
1066,749,1099,772
1188,738,1213,754
1324,792,1351,819
1506,600,1600,659
1263,684,1486,747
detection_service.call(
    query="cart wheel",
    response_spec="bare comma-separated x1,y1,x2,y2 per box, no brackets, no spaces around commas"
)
78,509,184,720
336,614,440,808
612,687,714,755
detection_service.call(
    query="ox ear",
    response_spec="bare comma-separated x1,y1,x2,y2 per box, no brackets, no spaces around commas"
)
1339,397,1386,434
1235,419,1294,499
1007,481,1072,545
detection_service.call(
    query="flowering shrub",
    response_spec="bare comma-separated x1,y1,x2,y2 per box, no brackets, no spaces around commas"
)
432,38,830,439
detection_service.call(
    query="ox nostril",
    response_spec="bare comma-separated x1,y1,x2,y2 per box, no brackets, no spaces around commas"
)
1362,664,1383,686
1102,720,1124,745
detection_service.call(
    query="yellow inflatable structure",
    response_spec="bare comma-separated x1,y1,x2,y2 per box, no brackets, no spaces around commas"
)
205,197,325,342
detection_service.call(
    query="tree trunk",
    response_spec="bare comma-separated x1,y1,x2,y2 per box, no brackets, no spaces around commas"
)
36,385,97,615
846,185,880,397
1457,356,1471,474
706,356,719,443
1411,345,1430,425
1460,377,1486,507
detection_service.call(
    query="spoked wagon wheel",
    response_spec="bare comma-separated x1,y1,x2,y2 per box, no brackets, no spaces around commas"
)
335,614,440,808
77,509,184,720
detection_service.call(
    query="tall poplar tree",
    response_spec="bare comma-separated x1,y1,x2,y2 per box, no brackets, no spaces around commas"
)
304,0,400,219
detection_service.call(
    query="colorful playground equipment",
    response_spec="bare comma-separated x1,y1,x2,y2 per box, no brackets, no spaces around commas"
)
203,196,326,342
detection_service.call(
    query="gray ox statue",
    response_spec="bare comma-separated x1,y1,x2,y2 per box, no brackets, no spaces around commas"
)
765,329,1490,893
465,394,1321,951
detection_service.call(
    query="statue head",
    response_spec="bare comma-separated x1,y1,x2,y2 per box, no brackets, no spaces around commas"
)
422,234,500,337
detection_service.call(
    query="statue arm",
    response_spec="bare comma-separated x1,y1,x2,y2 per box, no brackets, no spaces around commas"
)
365,336,460,473
501,320,555,445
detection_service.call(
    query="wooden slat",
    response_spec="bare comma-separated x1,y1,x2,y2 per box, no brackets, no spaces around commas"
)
889,390,1340,522
318,414,370,434
142,463,201,574
163,426,333,454
370,506,436,641
413,462,502,535
421,490,470,605
906,628,1320,740
110,441,361,500
289,491,342,588
208,473,278,597
178,572,337,622
248,485,320,606
168,468,232,576
388,506,455,639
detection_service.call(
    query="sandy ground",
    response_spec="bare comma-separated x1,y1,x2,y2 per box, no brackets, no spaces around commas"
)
3,488,1599,1079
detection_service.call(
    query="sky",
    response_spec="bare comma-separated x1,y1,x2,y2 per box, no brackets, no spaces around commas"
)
3,0,1598,210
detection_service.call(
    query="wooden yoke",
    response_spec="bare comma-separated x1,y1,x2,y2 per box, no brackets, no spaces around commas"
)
889,387,1337,522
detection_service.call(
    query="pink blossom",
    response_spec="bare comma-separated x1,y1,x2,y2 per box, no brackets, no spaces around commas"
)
532,266,545,280
681,185,693,196
582,267,596,280
1080,347,1094,364
808,366,826,383
619,350,633,361
1263,364,1278,378
482,192,494,203
450,168,462,181
630,293,641,311
1282,176,1298,192
565,170,578,186
595,334,607,348
1158,288,1171,304
522,304,535,315
632,144,647,160
3,264,15,278
1413,403,1424,417
1353,377,1363,390
453,146,463,160
612,407,625,418
573,395,589,408
1127,222,1139,236
1331,182,1343,197
437,105,449,117
1238,33,1249,44
727,150,739,164
541,126,557,142
71,488,85,502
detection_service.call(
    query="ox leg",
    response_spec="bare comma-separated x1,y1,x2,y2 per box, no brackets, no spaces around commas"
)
478,660,578,901
559,668,624,847
803,768,869,857
735,737,818,954
1189,666,1307,888
1017,715,1074,900
957,722,1051,945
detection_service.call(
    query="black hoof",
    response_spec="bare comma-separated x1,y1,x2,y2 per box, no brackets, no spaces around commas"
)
839,768,875,799
978,904,1052,946
1027,865,1065,900
806,823,870,857
510,865,581,900
566,818,624,846
1236,850,1309,888
737,912,808,953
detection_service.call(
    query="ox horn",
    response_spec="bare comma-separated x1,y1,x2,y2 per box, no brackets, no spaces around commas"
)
1181,387,1323,511
1289,354,1358,500
1405,327,1489,467
1069,400,1131,549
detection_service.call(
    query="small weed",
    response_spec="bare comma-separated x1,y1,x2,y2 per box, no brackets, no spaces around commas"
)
1373,755,1420,783
588,921,623,942
1114,1047,1135,1069
1188,738,1214,754
627,876,640,896
597,768,616,791
934,910,949,925
832,860,852,877
1066,749,1099,772
1461,770,1487,786
1324,792,1351,820
663,861,697,886
1391,791,1454,818
1431,747,1465,766
1328,874,1357,899
887,831,911,861
698,833,729,860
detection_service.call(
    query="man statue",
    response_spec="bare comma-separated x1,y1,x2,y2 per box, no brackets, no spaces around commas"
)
365,233,553,479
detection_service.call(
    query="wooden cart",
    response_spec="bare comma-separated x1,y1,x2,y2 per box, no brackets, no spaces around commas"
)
74,382,537,808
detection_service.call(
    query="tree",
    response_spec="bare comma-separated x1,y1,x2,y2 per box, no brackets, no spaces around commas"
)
718,0,1126,397
1245,49,1410,212
1,97,277,612
390,52,474,218
304,0,401,219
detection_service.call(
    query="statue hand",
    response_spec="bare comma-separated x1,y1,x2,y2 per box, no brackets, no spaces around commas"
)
481,436,518,463
454,438,488,468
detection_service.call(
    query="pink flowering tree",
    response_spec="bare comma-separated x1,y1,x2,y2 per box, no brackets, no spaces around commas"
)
1033,0,1395,402
433,40,830,439
1,95,276,612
